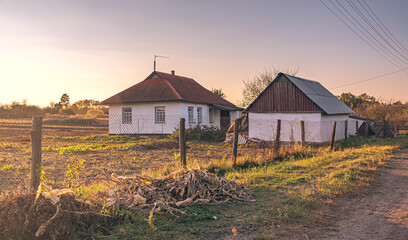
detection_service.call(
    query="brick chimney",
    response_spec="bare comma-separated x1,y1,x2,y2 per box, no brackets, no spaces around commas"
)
171,70,175,75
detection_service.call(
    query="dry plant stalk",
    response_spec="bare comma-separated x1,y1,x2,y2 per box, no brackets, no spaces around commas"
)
93,168,252,212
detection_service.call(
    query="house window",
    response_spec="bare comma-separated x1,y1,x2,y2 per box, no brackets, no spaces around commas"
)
197,107,202,123
155,106,165,124
209,108,214,123
122,107,132,124
188,106,194,123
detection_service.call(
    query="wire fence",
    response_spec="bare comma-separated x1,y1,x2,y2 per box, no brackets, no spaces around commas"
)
0,115,108,132
1,114,390,143
108,114,222,135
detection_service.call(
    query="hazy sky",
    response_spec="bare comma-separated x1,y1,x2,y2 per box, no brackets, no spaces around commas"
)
0,0,407,107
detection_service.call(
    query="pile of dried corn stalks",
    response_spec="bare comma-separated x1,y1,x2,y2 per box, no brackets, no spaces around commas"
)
92,168,252,213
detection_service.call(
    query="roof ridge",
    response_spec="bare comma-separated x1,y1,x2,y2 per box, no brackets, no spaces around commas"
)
282,74,329,113
101,71,242,110
306,93,336,97
284,73,319,83
155,72,182,100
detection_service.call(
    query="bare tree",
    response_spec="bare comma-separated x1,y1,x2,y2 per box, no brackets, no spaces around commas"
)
240,66,299,107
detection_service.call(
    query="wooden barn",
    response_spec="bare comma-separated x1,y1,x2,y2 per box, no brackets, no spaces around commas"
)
245,73,354,143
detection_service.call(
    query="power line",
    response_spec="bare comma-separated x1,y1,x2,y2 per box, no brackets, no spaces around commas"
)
320,0,406,69
332,0,408,66
356,0,407,56
360,0,408,56
346,0,408,63
321,0,408,91
329,67,408,90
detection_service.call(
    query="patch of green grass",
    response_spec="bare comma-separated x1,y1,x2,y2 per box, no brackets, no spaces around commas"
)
204,144,314,177
93,189,319,240
43,134,164,144
0,141,30,152
4,131,405,239
341,136,408,149
42,135,181,154
0,165,14,171
91,139,401,239
226,145,393,198
42,142,136,154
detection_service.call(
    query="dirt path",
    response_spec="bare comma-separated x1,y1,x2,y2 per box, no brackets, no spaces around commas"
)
319,148,408,239
202,148,408,240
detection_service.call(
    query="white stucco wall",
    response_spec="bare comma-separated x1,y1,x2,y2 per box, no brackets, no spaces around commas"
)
320,115,349,142
248,113,351,143
230,111,241,125
178,103,221,129
248,113,322,143
108,102,226,134
109,102,182,134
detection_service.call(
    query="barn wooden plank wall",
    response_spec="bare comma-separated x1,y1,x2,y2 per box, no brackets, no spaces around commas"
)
247,81,323,113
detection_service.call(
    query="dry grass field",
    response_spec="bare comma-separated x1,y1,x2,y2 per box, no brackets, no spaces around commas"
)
1,119,408,239
0,124,260,196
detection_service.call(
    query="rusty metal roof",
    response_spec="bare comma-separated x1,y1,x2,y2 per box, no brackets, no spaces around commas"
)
101,71,242,111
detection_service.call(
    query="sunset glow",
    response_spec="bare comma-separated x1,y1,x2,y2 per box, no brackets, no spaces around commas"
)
0,0,407,107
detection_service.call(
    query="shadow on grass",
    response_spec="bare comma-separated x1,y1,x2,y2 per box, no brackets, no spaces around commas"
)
88,188,322,240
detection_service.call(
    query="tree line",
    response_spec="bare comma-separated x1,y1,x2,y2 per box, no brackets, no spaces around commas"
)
0,94,108,119
2,68,407,128
338,92,408,129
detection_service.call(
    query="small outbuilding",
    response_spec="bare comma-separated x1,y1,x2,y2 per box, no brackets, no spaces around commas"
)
101,71,242,135
245,73,354,143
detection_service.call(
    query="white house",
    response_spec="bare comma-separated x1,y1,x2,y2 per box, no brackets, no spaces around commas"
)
101,71,242,135
245,73,355,143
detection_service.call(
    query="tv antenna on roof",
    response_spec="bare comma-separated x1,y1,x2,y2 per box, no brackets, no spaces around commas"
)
154,55,169,71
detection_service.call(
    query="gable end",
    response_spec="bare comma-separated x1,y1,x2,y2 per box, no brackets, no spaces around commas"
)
246,74,323,113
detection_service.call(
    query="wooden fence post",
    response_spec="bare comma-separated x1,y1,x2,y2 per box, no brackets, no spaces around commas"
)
179,118,186,167
364,121,369,138
344,120,348,140
300,120,305,146
383,120,389,138
356,121,359,137
330,121,337,150
396,124,399,136
232,120,239,166
274,119,281,152
30,116,43,191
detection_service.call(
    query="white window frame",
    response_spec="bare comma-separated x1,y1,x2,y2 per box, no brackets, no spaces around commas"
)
209,108,214,123
122,107,132,124
197,107,202,123
155,106,165,124
188,106,194,123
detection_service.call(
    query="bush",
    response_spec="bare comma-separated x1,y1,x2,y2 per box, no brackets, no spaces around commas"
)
58,108,75,115
170,125,227,142
0,101,44,118
86,109,105,117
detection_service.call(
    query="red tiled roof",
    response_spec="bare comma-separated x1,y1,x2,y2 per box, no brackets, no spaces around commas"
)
101,71,242,110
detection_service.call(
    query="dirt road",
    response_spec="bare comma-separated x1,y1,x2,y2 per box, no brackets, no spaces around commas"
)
320,148,408,239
